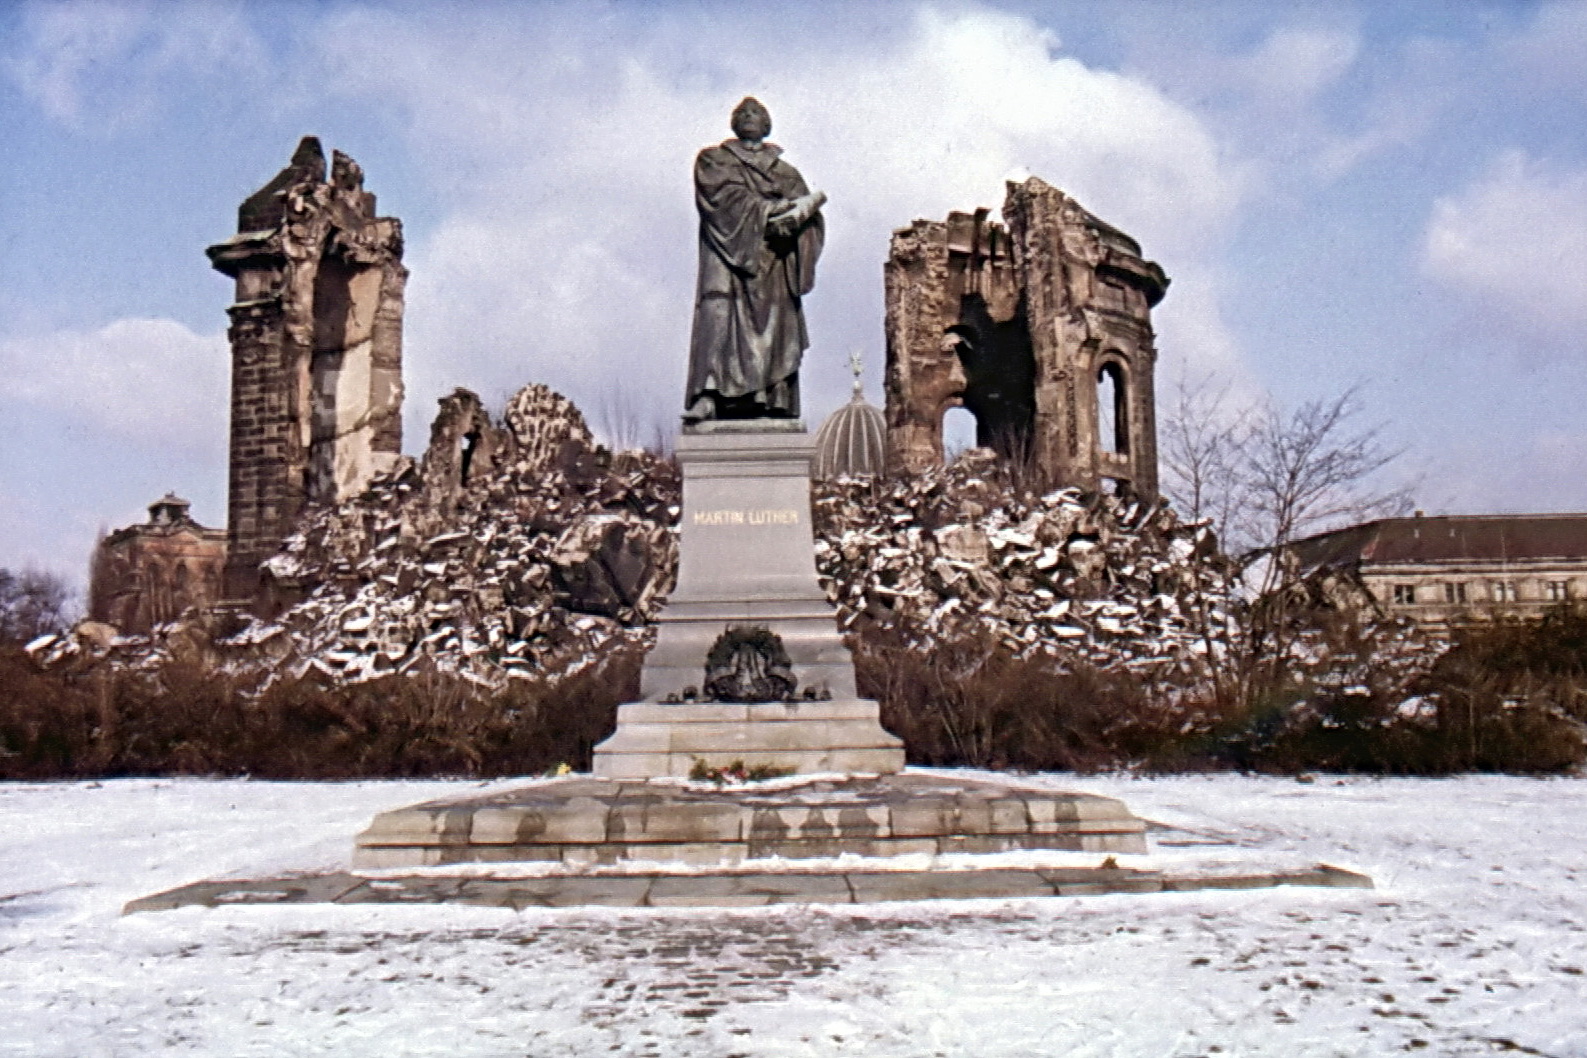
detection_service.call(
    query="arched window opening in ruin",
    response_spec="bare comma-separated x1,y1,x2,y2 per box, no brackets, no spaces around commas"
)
953,295,1036,465
460,429,480,486
943,406,978,461
1097,360,1129,456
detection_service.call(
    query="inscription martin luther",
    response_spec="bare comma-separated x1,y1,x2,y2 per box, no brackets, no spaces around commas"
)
692,508,801,526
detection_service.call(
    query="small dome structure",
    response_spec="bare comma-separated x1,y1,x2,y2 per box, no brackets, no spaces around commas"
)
813,353,886,479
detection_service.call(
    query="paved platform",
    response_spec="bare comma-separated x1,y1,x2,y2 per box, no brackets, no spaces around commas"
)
351,772,1149,868
124,861,1371,914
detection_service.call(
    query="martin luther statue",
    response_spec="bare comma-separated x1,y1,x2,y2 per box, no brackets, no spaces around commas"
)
684,97,826,423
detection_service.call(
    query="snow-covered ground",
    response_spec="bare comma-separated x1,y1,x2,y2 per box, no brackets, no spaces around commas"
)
3,772,1584,1057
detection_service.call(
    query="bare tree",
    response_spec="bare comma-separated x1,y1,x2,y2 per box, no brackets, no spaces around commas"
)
1240,385,1411,568
0,567,74,644
1159,373,1251,550
1162,379,1414,712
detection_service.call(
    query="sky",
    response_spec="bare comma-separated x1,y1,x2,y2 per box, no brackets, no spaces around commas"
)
2,0,1586,598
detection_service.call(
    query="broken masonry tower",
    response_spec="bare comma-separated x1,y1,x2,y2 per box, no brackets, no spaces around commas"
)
884,176,1168,499
207,137,407,608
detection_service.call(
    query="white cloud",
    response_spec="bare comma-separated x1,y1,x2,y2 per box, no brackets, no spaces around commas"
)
307,3,1244,436
1423,150,1587,339
0,317,228,448
1427,428,1587,515
5,0,265,129
1507,0,1587,91
1238,26,1359,105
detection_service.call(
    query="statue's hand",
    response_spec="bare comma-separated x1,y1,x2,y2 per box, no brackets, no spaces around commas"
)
768,191,826,235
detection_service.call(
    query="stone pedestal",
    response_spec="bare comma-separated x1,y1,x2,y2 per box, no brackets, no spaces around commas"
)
352,773,1150,868
593,700,905,780
593,423,904,779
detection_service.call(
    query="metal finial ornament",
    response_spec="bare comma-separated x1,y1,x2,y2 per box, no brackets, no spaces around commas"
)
848,349,864,399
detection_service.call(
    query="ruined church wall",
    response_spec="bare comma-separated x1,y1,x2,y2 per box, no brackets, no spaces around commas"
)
883,177,1166,500
208,139,406,606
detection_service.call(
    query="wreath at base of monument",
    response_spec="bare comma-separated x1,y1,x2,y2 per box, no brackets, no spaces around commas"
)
703,625,797,703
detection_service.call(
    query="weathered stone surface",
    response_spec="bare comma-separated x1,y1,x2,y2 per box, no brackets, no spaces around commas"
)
640,427,857,701
352,772,1147,868
593,698,905,779
125,861,1372,913
596,422,905,779
885,177,1167,498
209,136,408,607
123,871,365,913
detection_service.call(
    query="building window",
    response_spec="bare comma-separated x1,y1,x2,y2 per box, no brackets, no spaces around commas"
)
1096,360,1129,455
1392,584,1417,606
1492,581,1517,603
1443,582,1467,605
1546,580,1570,602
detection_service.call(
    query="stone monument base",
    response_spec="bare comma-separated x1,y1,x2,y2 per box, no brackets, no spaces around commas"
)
351,772,1148,869
592,699,905,779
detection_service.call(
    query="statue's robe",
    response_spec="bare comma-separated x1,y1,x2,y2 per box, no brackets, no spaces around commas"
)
686,139,823,418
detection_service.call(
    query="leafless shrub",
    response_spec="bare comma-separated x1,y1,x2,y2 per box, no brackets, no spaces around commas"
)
0,643,639,779
1160,373,1250,551
0,566,73,644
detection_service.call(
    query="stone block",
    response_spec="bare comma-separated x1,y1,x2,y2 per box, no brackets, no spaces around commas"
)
337,877,468,904
122,872,366,913
846,869,1056,903
646,872,853,907
629,802,746,844
594,696,903,780
538,877,656,908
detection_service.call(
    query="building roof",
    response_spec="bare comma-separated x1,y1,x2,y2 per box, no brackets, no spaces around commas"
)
1290,514,1587,573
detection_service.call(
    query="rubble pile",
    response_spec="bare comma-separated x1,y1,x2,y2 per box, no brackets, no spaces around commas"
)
33,385,680,691
812,451,1241,685
33,407,1432,712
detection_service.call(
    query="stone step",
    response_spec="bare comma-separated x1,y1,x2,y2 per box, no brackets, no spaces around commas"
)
351,772,1147,869
124,862,1373,914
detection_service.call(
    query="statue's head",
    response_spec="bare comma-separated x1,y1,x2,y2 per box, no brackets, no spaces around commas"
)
730,97,771,142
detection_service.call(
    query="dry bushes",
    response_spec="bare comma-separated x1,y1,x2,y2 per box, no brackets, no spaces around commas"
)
853,626,1226,773
1205,605,1587,775
0,643,635,780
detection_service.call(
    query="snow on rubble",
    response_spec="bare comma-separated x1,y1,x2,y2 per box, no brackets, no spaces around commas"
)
813,451,1243,682
33,384,681,692
30,397,1441,714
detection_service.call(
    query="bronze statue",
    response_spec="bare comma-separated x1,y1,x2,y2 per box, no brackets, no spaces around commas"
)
684,97,825,423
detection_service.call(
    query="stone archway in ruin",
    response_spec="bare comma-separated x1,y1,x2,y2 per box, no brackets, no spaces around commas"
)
1096,358,1129,457
946,295,1035,465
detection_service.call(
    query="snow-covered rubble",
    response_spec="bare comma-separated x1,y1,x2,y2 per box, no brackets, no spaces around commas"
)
813,451,1241,684
32,385,681,692
33,411,1443,719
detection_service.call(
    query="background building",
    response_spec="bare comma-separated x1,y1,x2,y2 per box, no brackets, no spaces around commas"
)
88,494,226,634
1288,513,1587,625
